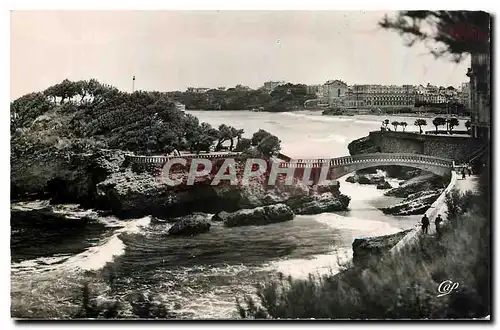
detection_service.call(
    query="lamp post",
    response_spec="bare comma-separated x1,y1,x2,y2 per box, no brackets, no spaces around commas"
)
132,76,136,93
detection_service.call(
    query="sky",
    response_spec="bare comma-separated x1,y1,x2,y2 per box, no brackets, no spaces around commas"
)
10,10,471,99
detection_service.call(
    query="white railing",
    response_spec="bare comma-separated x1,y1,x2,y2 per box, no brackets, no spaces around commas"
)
126,152,455,169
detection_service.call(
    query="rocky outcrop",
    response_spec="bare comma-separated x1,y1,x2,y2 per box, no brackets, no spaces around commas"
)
352,229,412,268
380,189,443,215
168,214,211,236
287,192,350,215
348,135,380,155
376,181,392,190
11,146,127,208
384,174,447,198
96,168,350,219
345,173,385,185
214,203,294,227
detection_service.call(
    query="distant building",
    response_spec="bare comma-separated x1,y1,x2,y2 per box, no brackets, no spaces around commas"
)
345,84,415,108
174,101,186,112
458,82,471,109
186,87,210,93
306,84,326,98
468,52,490,139
325,80,348,105
415,83,449,104
262,81,286,93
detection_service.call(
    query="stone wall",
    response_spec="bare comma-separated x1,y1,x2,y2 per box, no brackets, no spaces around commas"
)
350,131,483,163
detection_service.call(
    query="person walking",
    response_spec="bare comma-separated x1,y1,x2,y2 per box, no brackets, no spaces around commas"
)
467,164,472,177
435,214,443,239
461,167,466,179
421,214,430,234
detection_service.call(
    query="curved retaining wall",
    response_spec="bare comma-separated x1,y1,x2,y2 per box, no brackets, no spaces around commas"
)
389,170,458,255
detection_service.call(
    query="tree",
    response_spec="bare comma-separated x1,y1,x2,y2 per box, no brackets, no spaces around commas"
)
384,119,390,129
447,117,460,133
215,124,232,151
465,120,472,132
251,129,272,146
391,121,400,131
234,137,252,152
414,119,427,134
432,117,447,133
229,126,241,151
379,11,490,63
400,121,408,132
256,134,281,157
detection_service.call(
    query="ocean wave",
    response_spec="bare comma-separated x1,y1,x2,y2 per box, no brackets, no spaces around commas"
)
262,247,352,280
11,200,51,211
281,112,355,123
12,216,153,273
313,213,401,237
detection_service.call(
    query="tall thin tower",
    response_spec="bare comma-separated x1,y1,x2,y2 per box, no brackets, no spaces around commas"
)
132,76,136,93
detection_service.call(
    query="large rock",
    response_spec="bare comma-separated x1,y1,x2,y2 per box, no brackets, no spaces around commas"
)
380,189,443,215
352,229,412,268
345,173,385,185
11,146,127,207
289,192,350,215
376,181,392,190
168,214,211,236
214,203,294,227
384,174,446,198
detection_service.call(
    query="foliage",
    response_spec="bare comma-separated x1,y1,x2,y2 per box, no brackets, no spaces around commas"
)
391,121,399,131
167,83,315,111
465,120,471,131
432,117,447,132
445,188,475,227
10,79,272,156
234,138,252,152
447,118,460,132
379,11,490,62
414,119,427,134
400,121,408,131
250,129,281,157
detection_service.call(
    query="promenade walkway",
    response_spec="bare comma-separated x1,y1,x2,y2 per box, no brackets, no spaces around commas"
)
390,171,478,253
426,173,478,236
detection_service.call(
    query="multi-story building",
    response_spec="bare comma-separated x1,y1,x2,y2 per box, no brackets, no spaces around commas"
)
186,87,210,93
325,80,348,105
306,84,326,98
262,81,286,93
415,83,450,104
458,82,471,109
468,52,491,140
344,84,415,108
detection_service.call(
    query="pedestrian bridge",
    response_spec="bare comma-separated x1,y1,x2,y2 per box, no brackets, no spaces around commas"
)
280,153,453,179
125,152,454,184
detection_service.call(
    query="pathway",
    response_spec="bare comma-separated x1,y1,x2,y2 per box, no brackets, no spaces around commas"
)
390,171,478,253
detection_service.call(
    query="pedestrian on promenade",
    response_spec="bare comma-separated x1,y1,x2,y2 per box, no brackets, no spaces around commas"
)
467,165,472,176
461,167,466,179
421,214,430,234
435,214,443,239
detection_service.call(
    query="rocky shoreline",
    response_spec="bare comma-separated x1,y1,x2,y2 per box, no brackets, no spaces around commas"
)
11,147,352,235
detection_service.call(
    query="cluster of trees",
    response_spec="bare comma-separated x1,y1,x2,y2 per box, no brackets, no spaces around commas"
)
381,119,409,132
11,79,282,157
380,117,470,135
167,83,316,112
